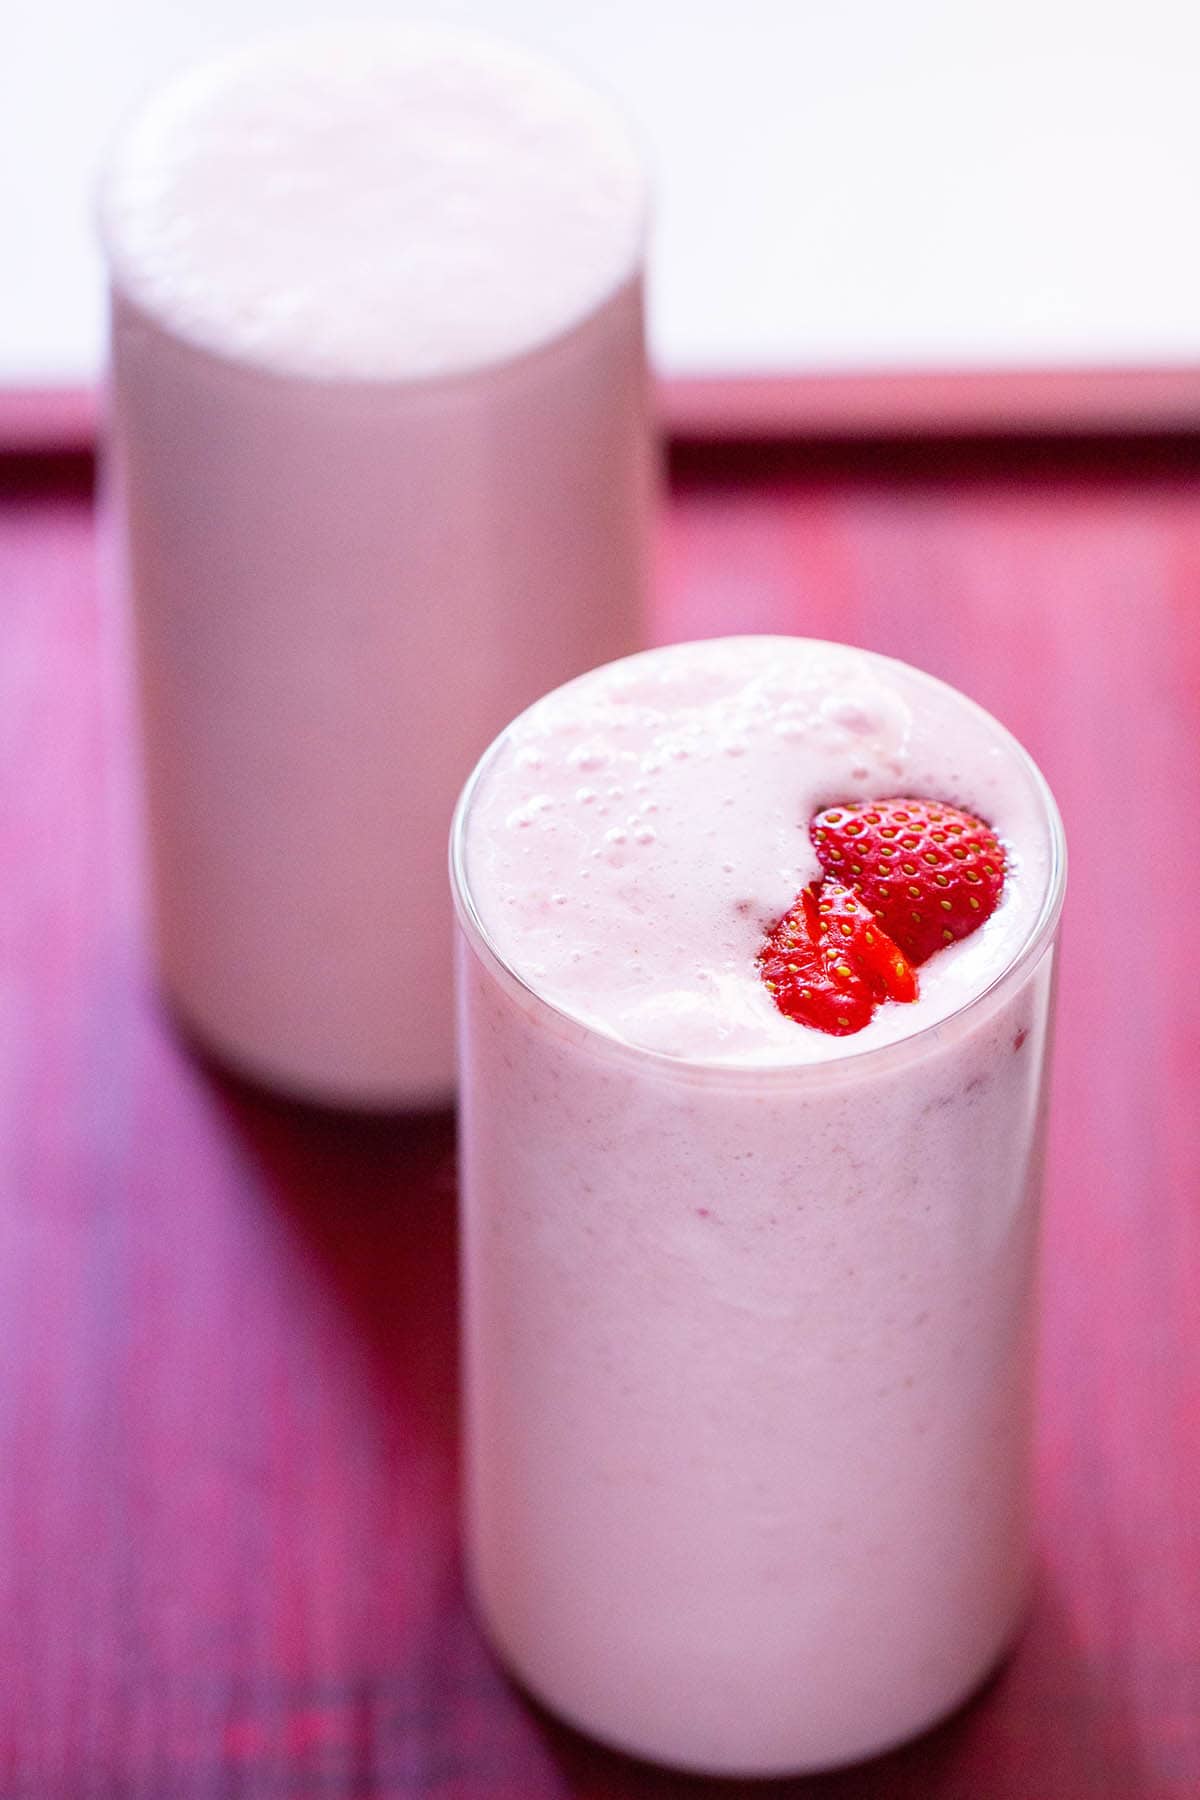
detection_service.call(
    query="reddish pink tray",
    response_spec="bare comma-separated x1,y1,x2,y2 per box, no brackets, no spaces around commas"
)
9,365,1200,457
2,410,1199,1798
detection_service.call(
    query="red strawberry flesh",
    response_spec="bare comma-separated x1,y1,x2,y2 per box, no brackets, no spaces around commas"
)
758,887,876,1036
810,798,1005,967
814,878,919,1004
758,877,916,1036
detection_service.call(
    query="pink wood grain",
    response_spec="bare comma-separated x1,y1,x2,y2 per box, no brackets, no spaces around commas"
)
2,433,1199,1797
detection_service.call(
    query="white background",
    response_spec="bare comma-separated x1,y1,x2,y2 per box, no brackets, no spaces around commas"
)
6,0,1200,384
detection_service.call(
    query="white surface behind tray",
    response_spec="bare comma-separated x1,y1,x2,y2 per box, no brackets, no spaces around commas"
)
5,0,1200,385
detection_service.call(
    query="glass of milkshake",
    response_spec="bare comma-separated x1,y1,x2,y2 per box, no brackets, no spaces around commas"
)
451,636,1065,1777
98,23,649,1107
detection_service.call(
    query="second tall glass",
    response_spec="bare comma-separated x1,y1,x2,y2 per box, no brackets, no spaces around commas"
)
452,640,1065,1776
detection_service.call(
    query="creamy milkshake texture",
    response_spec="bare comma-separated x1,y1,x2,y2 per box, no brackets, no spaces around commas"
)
454,637,1065,1775
101,25,644,381
463,637,1051,1061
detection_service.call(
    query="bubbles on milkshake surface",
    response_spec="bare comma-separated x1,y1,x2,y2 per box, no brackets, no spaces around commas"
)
820,694,879,735
506,793,554,830
569,744,609,772
471,636,1040,1064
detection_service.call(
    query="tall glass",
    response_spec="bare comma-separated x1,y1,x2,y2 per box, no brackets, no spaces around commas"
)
451,661,1065,1777
97,23,649,1108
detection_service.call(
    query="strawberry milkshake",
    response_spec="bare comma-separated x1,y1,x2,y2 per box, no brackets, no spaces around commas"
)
99,24,649,1105
451,637,1065,1775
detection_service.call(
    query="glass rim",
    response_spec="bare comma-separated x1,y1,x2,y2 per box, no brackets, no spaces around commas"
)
450,638,1068,1087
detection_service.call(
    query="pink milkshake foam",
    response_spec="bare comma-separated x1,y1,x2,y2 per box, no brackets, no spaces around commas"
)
100,24,644,382
453,636,1065,1774
461,636,1054,1062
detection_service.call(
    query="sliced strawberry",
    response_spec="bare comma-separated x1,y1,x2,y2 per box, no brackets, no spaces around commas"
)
810,798,1005,966
758,877,917,1035
813,878,918,1003
758,888,875,1036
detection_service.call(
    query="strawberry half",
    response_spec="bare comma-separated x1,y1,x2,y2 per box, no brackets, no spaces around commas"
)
758,877,916,1036
813,878,919,1004
810,798,1005,966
